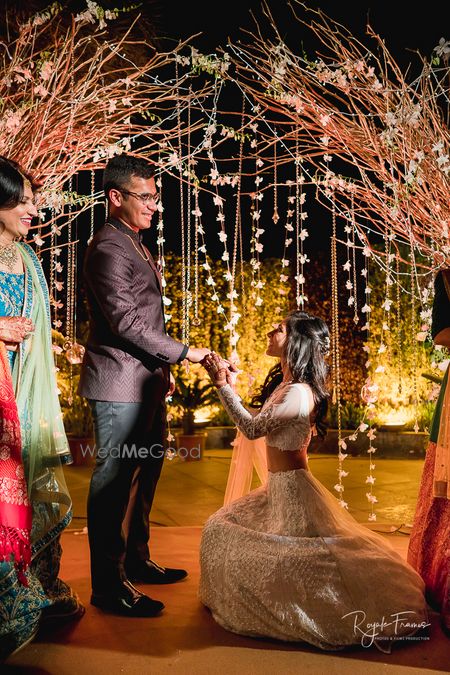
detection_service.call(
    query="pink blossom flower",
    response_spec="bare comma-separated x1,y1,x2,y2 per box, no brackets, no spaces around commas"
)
34,84,49,97
4,111,22,133
40,61,54,81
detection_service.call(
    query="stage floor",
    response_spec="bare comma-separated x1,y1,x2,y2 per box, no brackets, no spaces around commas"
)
4,454,448,673
65,452,424,530
4,526,448,675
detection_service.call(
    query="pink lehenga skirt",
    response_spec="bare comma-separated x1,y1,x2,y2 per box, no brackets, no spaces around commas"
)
408,365,450,629
408,441,450,626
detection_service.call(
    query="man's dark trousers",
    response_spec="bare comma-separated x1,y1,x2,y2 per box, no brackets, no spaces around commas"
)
87,397,166,594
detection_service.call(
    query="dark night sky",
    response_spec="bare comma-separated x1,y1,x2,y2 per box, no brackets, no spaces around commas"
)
143,1,448,258
156,0,446,66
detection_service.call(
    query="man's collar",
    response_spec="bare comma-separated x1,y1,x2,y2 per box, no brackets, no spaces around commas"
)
107,216,142,242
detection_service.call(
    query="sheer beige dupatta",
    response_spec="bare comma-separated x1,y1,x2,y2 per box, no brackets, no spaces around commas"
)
223,431,268,505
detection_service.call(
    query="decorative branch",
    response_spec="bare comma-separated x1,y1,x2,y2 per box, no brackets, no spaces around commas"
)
225,1,450,269
0,3,212,201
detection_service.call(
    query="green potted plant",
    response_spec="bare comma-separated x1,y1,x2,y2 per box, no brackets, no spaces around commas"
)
170,372,218,460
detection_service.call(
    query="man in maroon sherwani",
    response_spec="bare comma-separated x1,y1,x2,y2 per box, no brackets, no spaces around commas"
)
79,154,209,617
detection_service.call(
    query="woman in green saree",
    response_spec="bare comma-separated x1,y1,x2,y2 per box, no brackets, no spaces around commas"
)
0,156,83,660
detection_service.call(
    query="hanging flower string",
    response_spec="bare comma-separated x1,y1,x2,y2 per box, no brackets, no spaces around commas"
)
294,145,308,309
330,198,348,508
248,120,265,309
278,180,293,306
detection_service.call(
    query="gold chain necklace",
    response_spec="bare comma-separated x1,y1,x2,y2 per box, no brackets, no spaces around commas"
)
0,241,19,271
107,223,150,262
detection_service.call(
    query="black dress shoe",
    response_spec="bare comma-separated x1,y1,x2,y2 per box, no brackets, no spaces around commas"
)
90,579,164,617
126,559,188,584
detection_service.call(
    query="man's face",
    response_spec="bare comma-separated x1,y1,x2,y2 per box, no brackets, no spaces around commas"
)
112,175,158,231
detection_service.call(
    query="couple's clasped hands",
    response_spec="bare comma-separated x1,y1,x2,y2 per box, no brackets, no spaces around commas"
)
202,352,237,388
183,346,238,387
169,347,236,397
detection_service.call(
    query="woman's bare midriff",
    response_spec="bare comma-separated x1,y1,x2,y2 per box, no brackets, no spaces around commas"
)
266,382,314,473
266,444,309,473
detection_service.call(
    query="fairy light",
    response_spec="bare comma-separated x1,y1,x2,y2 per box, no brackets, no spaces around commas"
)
278,179,293,304
185,88,193,346
89,169,95,244
344,203,354,310
153,166,176,458
249,121,264,309
294,137,308,309
272,141,279,225
331,197,348,509
49,207,60,330
65,176,73,346
383,202,393,362
360,245,380,521
351,197,359,325
410,247,420,433
155,164,172,324
395,255,404,396
192,185,201,328
228,97,246,356
176,61,188,347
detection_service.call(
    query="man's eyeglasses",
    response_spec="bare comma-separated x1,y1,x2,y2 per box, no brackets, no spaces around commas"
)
120,189,160,205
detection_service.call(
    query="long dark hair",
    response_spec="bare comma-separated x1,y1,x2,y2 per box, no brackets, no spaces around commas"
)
0,156,37,210
250,311,330,438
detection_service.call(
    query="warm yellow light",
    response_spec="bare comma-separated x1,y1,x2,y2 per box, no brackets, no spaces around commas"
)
194,408,212,425
378,409,409,427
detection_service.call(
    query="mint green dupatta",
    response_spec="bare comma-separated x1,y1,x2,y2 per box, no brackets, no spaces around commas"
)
12,243,72,555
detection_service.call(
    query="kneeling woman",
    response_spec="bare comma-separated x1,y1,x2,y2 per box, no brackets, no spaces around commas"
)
199,312,427,651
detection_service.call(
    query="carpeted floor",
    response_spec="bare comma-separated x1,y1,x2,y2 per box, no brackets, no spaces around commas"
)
3,527,448,675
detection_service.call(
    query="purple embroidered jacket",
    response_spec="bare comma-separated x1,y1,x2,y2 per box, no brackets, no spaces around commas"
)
79,218,187,402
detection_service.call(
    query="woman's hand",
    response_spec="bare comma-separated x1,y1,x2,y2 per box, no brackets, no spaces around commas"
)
202,352,230,388
0,317,34,344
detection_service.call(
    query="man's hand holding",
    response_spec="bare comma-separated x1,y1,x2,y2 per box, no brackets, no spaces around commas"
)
186,347,211,363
